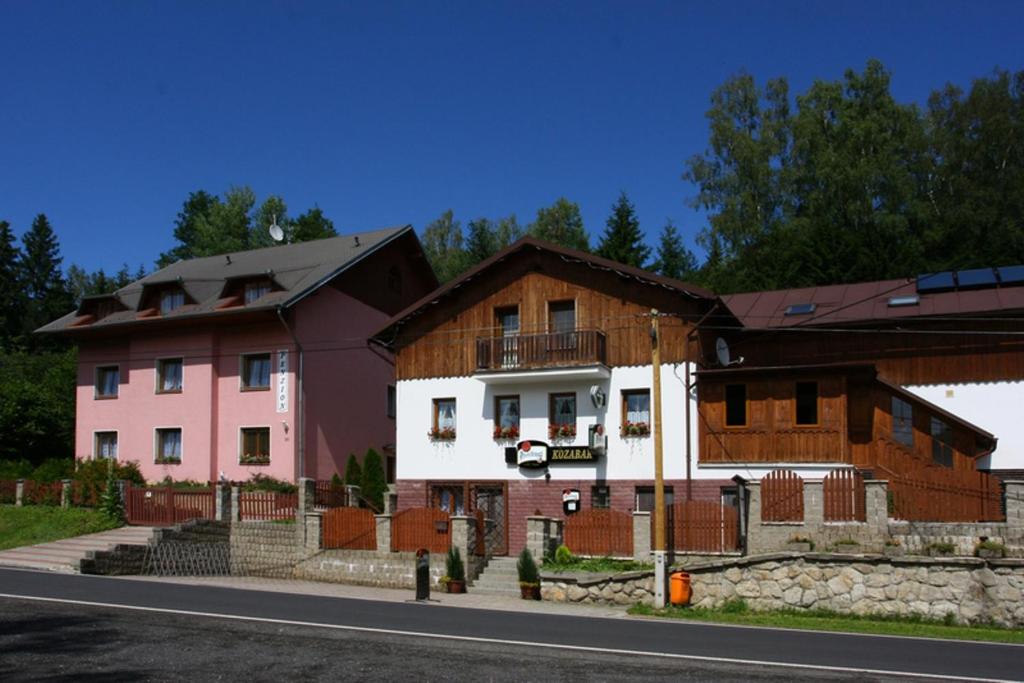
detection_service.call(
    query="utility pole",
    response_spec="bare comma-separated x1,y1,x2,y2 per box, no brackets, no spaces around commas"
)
651,309,666,608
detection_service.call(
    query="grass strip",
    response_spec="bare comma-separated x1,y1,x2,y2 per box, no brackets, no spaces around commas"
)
628,600,1024,644
0,505,121,551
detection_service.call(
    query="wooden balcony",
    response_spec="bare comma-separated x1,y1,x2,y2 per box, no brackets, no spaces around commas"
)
475,330,608,381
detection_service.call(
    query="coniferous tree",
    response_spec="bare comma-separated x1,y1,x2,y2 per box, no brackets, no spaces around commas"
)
359,448,387,512
292,207,337,242
528,198,589,251
596,192,650,267
0,220,25,347
20,214,72,342
420,210,471,283
652,220,698,281
343,453,362,487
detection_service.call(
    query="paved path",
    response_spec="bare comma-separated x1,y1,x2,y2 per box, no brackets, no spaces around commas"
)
0,526,156,572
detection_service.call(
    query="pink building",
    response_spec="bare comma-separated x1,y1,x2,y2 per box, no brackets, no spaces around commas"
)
39,227,437,483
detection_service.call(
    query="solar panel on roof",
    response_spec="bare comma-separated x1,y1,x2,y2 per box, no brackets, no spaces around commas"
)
916,271,956,293
784,303,816,316
956,268,998,289
997,265,1024,286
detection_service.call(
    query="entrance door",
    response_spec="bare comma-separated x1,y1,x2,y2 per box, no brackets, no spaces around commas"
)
471,485,507,556
496,306,519,368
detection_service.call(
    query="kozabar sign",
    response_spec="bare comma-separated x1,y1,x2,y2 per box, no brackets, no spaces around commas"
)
505,440,598,468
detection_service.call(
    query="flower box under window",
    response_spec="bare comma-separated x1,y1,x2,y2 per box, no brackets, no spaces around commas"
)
493,425,519,441
621,421,651,437
429,426,457,441
548,423,576,440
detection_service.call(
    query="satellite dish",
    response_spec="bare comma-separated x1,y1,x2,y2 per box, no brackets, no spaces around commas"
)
589,385,607,409
268,215,284,242
715,337,731,367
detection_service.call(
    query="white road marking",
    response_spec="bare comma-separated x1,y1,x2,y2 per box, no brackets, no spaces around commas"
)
0,592,1015,683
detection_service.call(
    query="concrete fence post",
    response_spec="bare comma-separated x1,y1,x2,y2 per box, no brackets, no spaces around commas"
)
1004,481,1024,530
744,480,762,552
230,485,241,522
214,484,231,521
632,511,652,562
803,480,824,528
450,515,474,562
15,479,23,507
374,514,392,553
303,511,323,556
61,479,72,508
864,480,890,537
526,515,554,561
298,477,315,513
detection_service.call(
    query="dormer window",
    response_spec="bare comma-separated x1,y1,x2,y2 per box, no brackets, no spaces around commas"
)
244,282,270,304
160,289,185,314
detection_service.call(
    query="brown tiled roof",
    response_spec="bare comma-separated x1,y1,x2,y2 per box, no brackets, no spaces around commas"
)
723,278,1024,328
38,226,414,335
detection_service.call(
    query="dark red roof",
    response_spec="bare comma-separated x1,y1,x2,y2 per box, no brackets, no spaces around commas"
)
723,278,1024,328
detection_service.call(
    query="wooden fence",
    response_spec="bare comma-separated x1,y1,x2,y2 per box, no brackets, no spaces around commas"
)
888,467,1004,522
391,507,451,553
314,481,348,509
669,500,740,553
823,470,866,522
22,480,63,506
126,485,216,526
322,507,377,549
564,509,633,557
0,480,17,504
239,491,298,521
761,470,804,522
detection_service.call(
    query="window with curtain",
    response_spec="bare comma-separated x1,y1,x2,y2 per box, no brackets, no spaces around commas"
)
549,393,576,438
95,366,119,398
157,358,183,393
494,395,520,439
160,289,185,314
244,282,270,304
240,427,270,464
432,398,456,439
95,432,117,459
156,428,182,463
623,390,650,423
242,353,271,390
892,396,914,446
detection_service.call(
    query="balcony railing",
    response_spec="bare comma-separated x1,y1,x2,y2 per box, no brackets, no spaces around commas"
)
475,330,607,372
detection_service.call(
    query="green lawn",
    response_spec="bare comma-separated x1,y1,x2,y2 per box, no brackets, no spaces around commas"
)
629,600,1024,644
0,505,121,551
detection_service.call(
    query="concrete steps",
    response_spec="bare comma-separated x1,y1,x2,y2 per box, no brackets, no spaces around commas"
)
0,526,158,573
470,556,522,596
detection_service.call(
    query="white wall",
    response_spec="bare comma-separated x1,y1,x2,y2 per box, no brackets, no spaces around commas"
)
904,381,1024,471
396,364,735,482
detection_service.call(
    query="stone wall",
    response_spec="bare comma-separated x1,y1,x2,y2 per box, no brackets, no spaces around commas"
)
541,552,1024,627
294,549,445,589
889,521,1023,557
229,521,308,578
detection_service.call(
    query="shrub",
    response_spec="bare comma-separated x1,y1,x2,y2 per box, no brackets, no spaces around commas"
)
0,459,34,480
446,547,466,582
974,540,1006,557
344,453,362,487
31,458,74,482
554,544,574,565
360,448,387,512
517,547,539,586
72,458,144,506
929,541,956,555
99,465,124,524
242,473,297,494
331,472,343,488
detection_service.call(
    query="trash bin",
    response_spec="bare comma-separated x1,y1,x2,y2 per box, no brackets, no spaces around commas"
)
670,571,691,606
415,548,430,600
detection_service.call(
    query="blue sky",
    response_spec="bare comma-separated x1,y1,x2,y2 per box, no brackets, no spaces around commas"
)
1,1,1021,275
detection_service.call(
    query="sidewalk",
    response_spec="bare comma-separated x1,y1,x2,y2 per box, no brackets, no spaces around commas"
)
122,574,632,619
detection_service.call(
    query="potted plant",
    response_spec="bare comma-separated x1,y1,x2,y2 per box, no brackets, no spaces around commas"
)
445,547,466,593
974,539,1006,559
883,538,904,558
428,426,457,441
517,547,541,600
620,421,651,437
786,536,813,553
833,538,860,553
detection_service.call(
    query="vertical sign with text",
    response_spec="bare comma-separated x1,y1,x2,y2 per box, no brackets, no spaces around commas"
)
276,350,289,413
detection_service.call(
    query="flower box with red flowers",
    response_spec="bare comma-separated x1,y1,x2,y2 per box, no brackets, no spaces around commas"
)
548,423,576,440
428,426,457,441
621,421,651,437
493,425,519,441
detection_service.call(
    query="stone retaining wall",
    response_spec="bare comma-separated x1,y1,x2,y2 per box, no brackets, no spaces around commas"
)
294,549,444,589
229,521,308,578
541,552,1024,626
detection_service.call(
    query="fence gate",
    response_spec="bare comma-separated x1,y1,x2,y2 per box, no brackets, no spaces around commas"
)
125,485,215,526
824,470,866,522
322,507,376,549
761,470,804,522
564,509,633,557
669,500,740,553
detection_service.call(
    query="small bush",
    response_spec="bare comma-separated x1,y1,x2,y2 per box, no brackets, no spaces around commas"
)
554,544,574,565
517,547,539,586
31,458,74,482
720,598,749,614
344,453,362,487
446,547,466,582
331,472,343,488
242,473,297,494
360,448,387,512
929,541,956,555
0,459,33,480
974,540,1006,557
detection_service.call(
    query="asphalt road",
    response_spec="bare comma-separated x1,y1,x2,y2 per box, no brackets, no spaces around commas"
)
0,568,1021,682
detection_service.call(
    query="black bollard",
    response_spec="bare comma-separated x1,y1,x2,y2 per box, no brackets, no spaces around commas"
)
415,548,430,600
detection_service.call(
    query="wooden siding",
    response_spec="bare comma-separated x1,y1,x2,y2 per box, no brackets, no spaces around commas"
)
395,271,702,380
699,374,847,463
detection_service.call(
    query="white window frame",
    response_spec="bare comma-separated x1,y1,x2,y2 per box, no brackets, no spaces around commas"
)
92,430,118,460
154,426,184,464
94,364,120,399
238,425,272,465
160,289,185,314
240,351,273,391
155,356,184,394
244,282,271,305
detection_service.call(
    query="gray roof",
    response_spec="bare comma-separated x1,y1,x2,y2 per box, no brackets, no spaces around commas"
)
39,226,412,334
